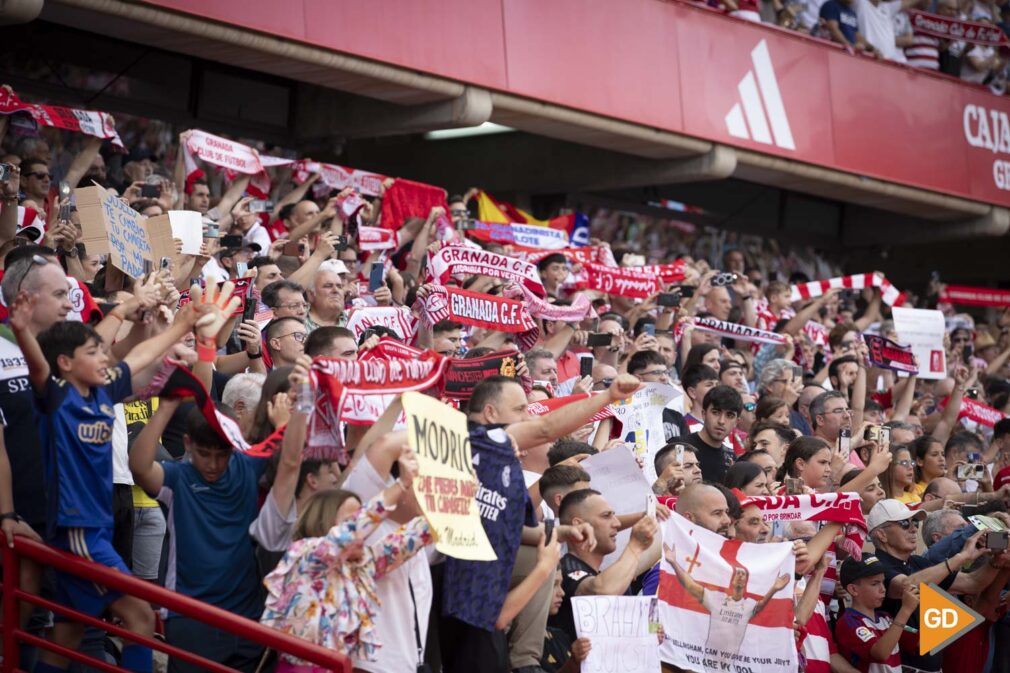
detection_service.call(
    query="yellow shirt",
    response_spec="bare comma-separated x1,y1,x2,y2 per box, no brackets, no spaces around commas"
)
895,489,921,505
124,399,161,508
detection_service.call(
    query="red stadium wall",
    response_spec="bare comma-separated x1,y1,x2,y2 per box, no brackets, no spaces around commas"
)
140,0,1010,207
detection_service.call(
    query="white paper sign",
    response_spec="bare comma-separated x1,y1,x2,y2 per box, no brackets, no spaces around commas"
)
892,307,947,380
571,596,661,673
167,210,204,255
609,383,679,483
582,447,655,570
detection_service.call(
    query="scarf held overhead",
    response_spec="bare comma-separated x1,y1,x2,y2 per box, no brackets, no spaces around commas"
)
0,88,125,150
415,285,540,351
791,272,905,307
427,246,546,297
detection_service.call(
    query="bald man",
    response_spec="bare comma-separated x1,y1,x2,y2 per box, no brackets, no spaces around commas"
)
549,488,659,641
675,484,733,537
705,286,733,321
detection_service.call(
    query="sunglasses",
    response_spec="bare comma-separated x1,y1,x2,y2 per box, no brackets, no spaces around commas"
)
892,518,918,530
15,254,50,296
25,171,50,180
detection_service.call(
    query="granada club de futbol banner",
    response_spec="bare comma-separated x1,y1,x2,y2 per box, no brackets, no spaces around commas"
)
658,512,797,673
427,245,546,296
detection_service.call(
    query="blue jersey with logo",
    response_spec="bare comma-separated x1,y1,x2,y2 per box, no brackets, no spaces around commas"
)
159,451,267,618
37,362,132,532
443,424,537,631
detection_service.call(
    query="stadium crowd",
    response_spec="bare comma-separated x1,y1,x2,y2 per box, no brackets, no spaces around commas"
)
3,86,1010,673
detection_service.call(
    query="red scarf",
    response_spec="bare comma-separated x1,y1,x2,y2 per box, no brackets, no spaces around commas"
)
0,88,125,149
574,262,661,298
379,178,447,231
415,285,540,351
527,393,614,422
908,9,1010,46
751,492,868,560
940,284,1010,308
940,395,1008,427
691,317,789,345
427,245,546,296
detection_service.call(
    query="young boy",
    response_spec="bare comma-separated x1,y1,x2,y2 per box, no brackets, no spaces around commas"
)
835,556,920,673
10,279,232,673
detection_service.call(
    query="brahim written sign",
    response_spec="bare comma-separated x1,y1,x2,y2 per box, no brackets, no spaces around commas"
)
403,391,496,561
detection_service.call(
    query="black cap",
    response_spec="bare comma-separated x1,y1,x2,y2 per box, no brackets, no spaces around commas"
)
218,243,261,258
839,555,884,588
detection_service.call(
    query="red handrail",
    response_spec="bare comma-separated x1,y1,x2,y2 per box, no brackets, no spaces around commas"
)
0,534,352,673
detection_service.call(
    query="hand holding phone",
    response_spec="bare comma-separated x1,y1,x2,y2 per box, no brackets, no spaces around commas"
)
587,332,614,348
580,355,594,378
368,264,385,292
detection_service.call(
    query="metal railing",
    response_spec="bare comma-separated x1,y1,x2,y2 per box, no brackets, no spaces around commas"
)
0,533,351,673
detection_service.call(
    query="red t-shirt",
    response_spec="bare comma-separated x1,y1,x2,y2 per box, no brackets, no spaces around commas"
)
835,608,901,673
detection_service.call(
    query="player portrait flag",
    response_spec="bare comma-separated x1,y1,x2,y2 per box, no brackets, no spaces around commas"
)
657,512,797,673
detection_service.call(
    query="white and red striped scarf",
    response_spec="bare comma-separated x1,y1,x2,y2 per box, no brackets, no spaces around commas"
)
518,245,618,267
691,317,789,345
790,272,905,307
939,395,1008,427
426,245,546,296
358,225,399,251
292,160,385,197
527,392,615,421
414,285,540,351
751,492,868,560
0,88,125,150
503,282,593,323
344,306,418,344
635,260,687,284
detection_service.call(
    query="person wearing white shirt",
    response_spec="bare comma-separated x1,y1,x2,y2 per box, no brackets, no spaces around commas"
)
854,0,919,63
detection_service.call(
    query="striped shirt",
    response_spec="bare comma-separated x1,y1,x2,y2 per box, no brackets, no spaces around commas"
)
906,32,940,70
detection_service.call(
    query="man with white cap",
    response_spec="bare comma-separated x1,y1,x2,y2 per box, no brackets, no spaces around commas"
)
867,499,993,672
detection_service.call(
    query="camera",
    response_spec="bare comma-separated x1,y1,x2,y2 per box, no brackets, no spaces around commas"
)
249,199,273,214
984,531,1009,551
711,272,738,287
956,463,986,481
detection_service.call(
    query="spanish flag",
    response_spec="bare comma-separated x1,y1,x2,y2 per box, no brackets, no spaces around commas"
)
476,190,548,226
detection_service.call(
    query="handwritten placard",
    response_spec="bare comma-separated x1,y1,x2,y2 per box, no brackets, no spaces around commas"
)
402,391,496,561
75,185,150,279
572,596,661,673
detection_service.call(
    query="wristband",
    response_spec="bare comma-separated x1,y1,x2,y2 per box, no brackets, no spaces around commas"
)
197,340,217,363
0,512,20,522
945,558,953,573
247,350,262,360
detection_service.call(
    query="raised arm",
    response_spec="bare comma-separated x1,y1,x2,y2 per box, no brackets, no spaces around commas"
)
268,356,311,518
130,397,179,496
0,165,20,245
663,542,705,604
8,294,50,393
507,374,641,450
64,136,104,189
577,516,658,597
752,573,790,617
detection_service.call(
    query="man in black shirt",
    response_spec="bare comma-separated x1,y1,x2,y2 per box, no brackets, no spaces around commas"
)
550,488,658,641
682,385,741,484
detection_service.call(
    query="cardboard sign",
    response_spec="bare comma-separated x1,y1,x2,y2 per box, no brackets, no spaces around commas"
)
402,391,496,561
75,185,176,279
892,307,947,380
572,596,661,673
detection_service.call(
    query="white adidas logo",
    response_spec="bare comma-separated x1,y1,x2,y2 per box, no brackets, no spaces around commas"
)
724,40,796,151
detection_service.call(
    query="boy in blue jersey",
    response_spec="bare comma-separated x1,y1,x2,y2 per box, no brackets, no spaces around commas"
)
9,278,236,673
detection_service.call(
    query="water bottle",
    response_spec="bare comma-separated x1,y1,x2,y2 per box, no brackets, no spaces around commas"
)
294,378,314,414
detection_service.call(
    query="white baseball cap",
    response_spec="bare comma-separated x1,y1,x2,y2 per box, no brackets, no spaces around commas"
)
867,499,927,532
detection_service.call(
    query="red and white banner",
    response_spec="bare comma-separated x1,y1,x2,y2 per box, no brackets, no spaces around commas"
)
358,225,399,251
466,220,569,249
940,284,1010,308
519,245,618,267
907,9,1010,46
0,88,125,150
293,160,385,197
576,262,661,298
803,320,830,348
955,396,1007,428
636,260,688,284
427,245,546,296
183,130,264,176
692,317,789,345
358,336,423,361
749,492,866,531
345,306,418,343
790,272,905,307
415,285,540,350
657,512,797,673
503,282,593,323
527,392,615,422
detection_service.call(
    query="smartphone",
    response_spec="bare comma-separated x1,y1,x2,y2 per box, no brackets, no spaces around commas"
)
674,444,685,464
957,463,986,480
143,259,153,275
249,199,273,214
879,426,891,452
242,293,258,322
838,428,851,458
643,324,656,337
459,219,478,231
141,183,161,198
679,286,696,299
587,332,614,348
236,262,248,277
544,519,555,544
985,531,1009,551
967,388,980,400
964,343,974,364
864,425,881,442
657,292,681,307
711,272,738,287
160,256,172,271
368,264,385,292
205,222,220,239
0,163,11,182
335,234,349,252
580,355,594,378
221,234,244,249
283,241,304,256
785,477,804,495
